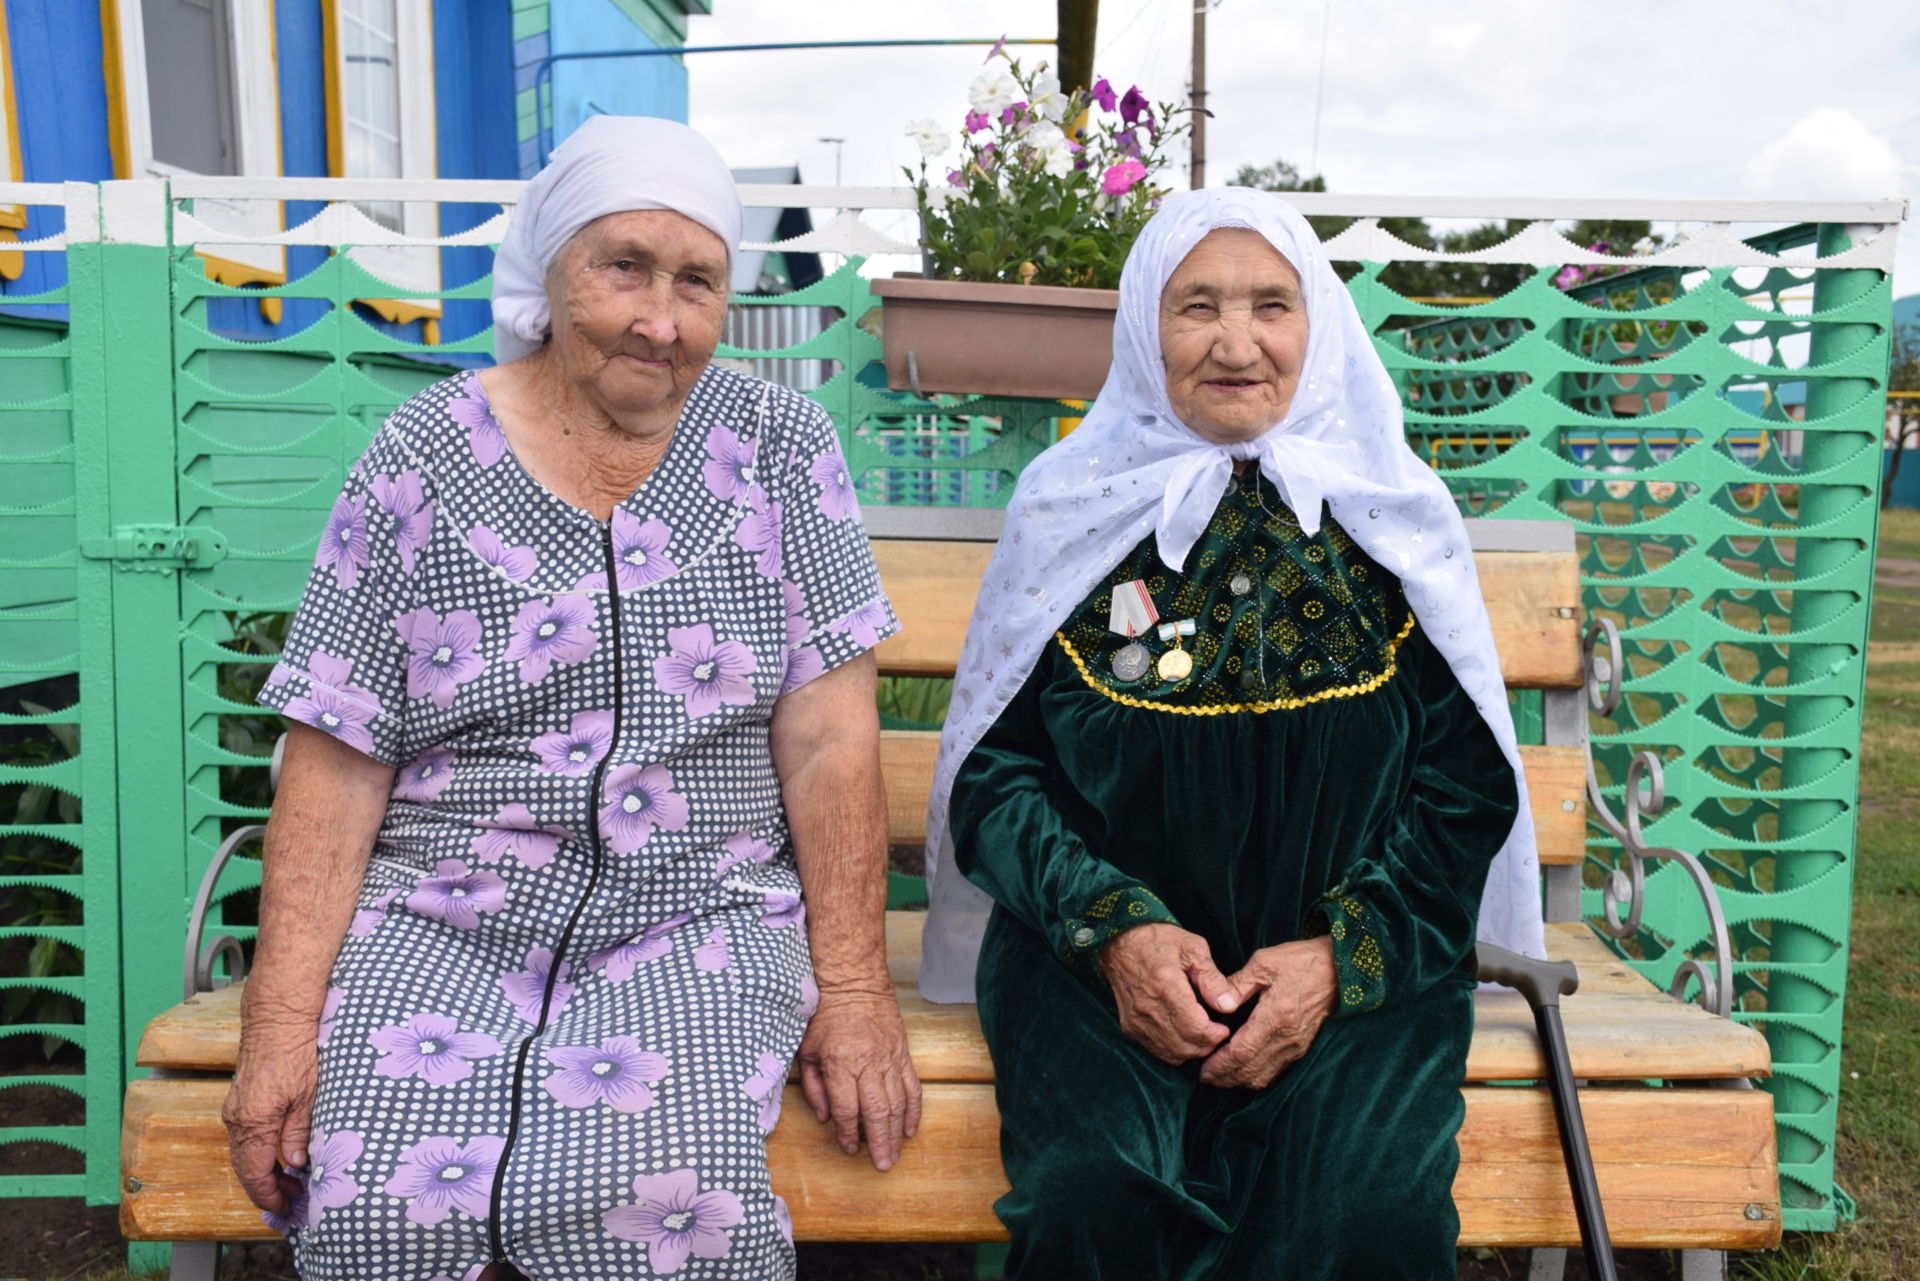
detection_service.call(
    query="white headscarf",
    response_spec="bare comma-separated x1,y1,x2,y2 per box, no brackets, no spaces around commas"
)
918,186,1548,1004
491,115,744,364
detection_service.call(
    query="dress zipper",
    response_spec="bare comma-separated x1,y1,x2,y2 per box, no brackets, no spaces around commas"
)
486,518,624,1263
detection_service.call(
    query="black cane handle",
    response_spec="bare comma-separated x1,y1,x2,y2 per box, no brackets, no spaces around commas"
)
1474,943,1579,1009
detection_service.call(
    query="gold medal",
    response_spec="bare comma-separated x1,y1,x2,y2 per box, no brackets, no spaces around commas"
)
1157,647,1193,681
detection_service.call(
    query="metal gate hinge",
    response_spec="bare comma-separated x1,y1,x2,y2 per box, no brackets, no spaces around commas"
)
80,525,229,572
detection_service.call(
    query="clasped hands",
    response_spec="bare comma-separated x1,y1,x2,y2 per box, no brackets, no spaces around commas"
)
1097,922,1337,1089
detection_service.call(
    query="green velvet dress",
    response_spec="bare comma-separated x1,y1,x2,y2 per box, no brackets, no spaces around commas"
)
948,473,1519,1281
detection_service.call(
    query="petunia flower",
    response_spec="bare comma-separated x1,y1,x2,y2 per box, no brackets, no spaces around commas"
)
541,1035,669,1113
701,425,759,504
394,607,487,708
968,68,1018,116
715,830,777,879
1029,67,1067,122
603,1168,744,1273
947,168,966,188
467,524,538,582
742,1053,786,1132
316,986,343,1049
694,924,730,972
392,746,456,804
282,685,377,755
575,510,677,591
1115,127,1142,159
1091,77,1117,112
587,913,691,984
964,108,991,134
370,1012,501,1086
350,888,400,937
904,118,951,159
531,709,615,776
1026,122,1075,178
827,600,891,649
1101,158,1147,197
383,1133,505,1225
404,858,507,930
732,498,783,579
501,946,574,1024
470,803,570,869
369,471,434,577
449,374,507,467
598,762,692,854
503,596,599,683
1119,85,1151,127
317,492,370,590
808,449,858,522
653,624,758,719
760,891,805,932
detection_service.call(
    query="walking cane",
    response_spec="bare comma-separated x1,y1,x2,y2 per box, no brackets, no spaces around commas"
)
1474,944,1620,1281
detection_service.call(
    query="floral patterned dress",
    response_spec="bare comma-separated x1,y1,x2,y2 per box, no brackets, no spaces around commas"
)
256,366,896,1281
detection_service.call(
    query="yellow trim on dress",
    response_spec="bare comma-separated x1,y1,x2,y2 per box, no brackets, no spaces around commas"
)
1055,613,1417,717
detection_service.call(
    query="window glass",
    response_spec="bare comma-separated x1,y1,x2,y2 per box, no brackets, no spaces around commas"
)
341,0,403,229
145,0,239,175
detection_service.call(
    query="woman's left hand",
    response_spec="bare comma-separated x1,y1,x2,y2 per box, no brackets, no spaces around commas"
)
1197,936,1338,1089
795,987,923,1171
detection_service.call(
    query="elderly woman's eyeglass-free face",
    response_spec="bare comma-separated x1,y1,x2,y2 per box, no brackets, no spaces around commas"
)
1157,228,1311,446
544,209,731,427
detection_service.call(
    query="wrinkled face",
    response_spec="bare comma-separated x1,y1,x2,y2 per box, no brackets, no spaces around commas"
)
544,209,729,420
1157,228,1310,444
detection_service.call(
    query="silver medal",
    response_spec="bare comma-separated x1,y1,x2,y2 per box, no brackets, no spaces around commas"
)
1111,642,1151,682
1230,572,1253,597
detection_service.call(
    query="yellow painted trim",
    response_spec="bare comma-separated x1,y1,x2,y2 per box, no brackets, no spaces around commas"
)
262,2,285,323
0,228,21,281
321,0,343,177
358,296,442,344
98,0,131,179
0,0,28,228
1054,613,1417,716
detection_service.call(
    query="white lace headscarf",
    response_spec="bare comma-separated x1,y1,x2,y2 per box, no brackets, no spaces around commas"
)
918,186,1547,1003
491,115,744,363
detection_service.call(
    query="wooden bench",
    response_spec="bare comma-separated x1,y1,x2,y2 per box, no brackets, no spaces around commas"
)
122,514,1779,1280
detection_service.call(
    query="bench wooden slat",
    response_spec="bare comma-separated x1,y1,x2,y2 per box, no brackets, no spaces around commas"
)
872,541,1583,688
881,730,1590,866
119,1078,1778,1250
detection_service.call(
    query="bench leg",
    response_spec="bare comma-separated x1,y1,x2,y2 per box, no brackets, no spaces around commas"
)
1681,1249,1728,1281
169,1242,220,1281
1525,1246,1567,1281
973,1240,1010,1280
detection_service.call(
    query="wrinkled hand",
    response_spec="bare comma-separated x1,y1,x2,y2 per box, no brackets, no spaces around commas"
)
1097,923,1240,1066
223,1017,319,1216
795,989,923,1171
1197,937,1337,1090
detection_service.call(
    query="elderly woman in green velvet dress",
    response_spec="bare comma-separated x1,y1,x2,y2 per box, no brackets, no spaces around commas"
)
916,188,1547,1279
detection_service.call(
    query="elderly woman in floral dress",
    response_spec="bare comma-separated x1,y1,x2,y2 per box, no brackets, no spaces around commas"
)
224,116,920,1281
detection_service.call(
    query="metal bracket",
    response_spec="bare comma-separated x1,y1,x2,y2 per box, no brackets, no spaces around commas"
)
80,525,228,573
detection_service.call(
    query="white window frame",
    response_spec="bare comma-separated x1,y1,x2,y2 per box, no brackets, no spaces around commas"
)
329,0,439,297
114,0,284,280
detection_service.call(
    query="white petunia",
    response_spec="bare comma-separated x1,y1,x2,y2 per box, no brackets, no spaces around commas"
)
967,69,1019,117
1029,68,1067,122
1026,122,1075,177
905,118,951,159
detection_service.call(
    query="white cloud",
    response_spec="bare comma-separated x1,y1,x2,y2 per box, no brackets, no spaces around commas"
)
1744,108,1905,199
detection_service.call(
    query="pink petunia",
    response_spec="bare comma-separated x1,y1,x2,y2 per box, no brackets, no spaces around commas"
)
653,624,758,720
1100,158,1146,196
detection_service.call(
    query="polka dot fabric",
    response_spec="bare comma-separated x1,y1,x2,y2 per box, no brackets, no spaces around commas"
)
257,365,896,1279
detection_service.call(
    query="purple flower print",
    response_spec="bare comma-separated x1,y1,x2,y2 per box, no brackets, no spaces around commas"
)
317,491,370,590
702,424,759,503
260,1168,309,1237
809,449,859,522
468,524,538,582
307,650,382,712
732,497,783,579
283,685,377,755
576,511,678,591
715,831,777,879
598,763,692,855
316,986,343,1049
603,1168,744,1273
542,1036,669,1113
370,1012,502,1086
782,581,810,646
395,607,487,708
742,1053,786,1132
653,624,758,720
501,947,574,1024
694,924,730,973
775,1194,794,1247
350,888,399,937
760,891,805,931
369,471,434,577
795,969,819,1020
383,1133,504,1225
503,596,599,683
587,913,690,984
470,803,569,870
451,373,507,467
404,858,507,930
781,646,824,697
392,746,456,804
301,1127,365,1228
531,709,614,776
828,600,891,649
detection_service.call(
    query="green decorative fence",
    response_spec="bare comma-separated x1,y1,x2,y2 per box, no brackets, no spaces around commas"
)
0,178,1901,1239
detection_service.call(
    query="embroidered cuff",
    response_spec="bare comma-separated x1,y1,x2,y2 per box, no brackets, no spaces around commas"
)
1308,891,1387,1017
1061,885,1178,973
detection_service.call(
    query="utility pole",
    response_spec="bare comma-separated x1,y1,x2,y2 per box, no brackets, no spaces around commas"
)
818,136,845,186
1190,1,1207,189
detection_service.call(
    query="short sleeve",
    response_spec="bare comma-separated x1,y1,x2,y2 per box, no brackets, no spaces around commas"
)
770,397,899,696
257,430,433,766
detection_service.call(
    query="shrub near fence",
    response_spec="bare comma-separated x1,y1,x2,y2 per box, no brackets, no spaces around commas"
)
0,178,1901,1238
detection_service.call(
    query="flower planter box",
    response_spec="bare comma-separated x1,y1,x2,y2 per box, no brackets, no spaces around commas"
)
869,276,1120,402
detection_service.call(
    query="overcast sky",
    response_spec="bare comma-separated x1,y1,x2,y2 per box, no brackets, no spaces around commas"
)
682,0,1920,297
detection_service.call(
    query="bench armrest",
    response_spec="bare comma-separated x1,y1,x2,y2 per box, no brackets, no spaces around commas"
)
182,734,285,1001
1581,619,1734,1018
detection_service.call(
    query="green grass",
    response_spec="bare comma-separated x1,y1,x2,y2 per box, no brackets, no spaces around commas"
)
1872,506,1920,563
